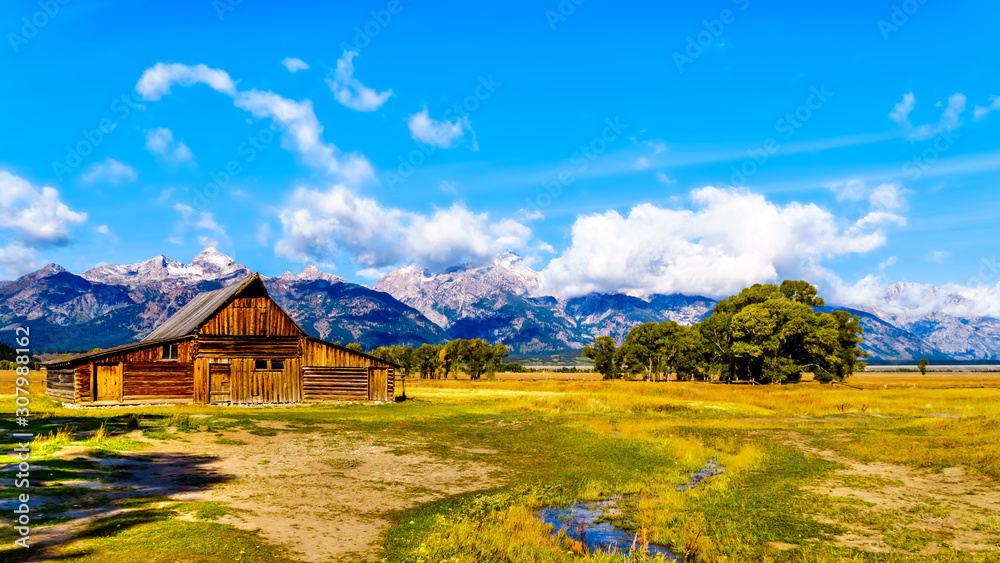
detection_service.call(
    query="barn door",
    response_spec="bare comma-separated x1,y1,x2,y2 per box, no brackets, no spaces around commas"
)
368,368,388,402
94,363,122,402
209,363,232,404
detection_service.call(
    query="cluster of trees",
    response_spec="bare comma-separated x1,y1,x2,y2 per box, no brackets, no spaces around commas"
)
366,339,510,380
583,281,868,384
0,343,41,371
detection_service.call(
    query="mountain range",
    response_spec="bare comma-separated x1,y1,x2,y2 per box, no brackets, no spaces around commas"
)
2,249,998,361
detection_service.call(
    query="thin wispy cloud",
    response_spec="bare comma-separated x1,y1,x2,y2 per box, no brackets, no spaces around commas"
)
325,50,393,112
81,158,137,184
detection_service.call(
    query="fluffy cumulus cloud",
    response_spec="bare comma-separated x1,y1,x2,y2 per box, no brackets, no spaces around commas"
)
145,127,194,162
0,171,87,277
889,92,966,141
275,185,531,270
137,62,372,185
81,157,137,184
537,186,906,299
406,107,477,149
325,51,392,112
281,57,310,73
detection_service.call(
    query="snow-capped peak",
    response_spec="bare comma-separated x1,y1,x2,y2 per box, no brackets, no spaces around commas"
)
82,249,249,289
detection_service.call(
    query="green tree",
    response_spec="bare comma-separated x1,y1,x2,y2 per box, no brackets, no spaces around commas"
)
619,322,668,381
414,344,442,378
439,340,463,379
345,343,364,353
486,343,509,379
582,336,619,379
917,358,929,375
460,339,492,380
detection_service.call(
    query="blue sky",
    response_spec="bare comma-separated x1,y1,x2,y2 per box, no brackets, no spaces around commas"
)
3,0,1000,306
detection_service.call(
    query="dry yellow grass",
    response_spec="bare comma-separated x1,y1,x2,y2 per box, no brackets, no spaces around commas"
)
0,369,45,394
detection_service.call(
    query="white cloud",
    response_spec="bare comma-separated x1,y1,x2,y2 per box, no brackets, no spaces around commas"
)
406,106,477,150
656,173,676,185
325,50,392,112
537,186,906,298
926,250,950,264
439,181,457,194
167,236,183,245
356,267,392,279
136,62,238,101
145,128,194,162
81,158,136,184
645,140,668,154
275,185,532,270
635,157,650,170
281,57,310,73
0,171,87,277
974,95,1000,120
174,203,229,248
198,235,220,249
137,62,372,185
888,92,915,126
154,187,175,204
878,256,898,271
889,92,967,141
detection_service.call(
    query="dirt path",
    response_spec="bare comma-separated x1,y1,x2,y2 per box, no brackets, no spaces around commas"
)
32,425,500,562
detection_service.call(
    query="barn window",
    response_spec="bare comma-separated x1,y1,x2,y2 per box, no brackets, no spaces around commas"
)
162,344,178,361
271,360,284,370
255,360,268,370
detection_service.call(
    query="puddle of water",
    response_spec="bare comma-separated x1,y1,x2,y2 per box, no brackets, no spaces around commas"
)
676,457,723,491
538,497,681,559
536,459,724,559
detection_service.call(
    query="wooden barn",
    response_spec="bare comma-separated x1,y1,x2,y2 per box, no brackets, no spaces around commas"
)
43,273,396,406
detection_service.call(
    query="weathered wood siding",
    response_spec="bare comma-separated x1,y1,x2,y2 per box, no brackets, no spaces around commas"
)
97,340,194,364
46,367,75,402
195,335,299,359
212,357,302,404
121,362,194,402
199,297,302,337
75,363,91,404
302,366,369,401
301,338,392,368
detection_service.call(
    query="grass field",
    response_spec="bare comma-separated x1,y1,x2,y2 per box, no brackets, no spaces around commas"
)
1,375,999,562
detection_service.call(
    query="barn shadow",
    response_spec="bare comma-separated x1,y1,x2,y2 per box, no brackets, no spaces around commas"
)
0,416,235,563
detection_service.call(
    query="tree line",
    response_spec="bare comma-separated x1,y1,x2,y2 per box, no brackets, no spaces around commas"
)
360,339,510,380
583,281,868,384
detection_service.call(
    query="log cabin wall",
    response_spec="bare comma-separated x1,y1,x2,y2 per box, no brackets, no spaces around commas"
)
301,338,394,402
75,363,91,404
46,367,75,402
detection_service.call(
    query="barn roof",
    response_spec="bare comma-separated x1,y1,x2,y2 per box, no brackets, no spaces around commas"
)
43,335,192,368
142,273,298,341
